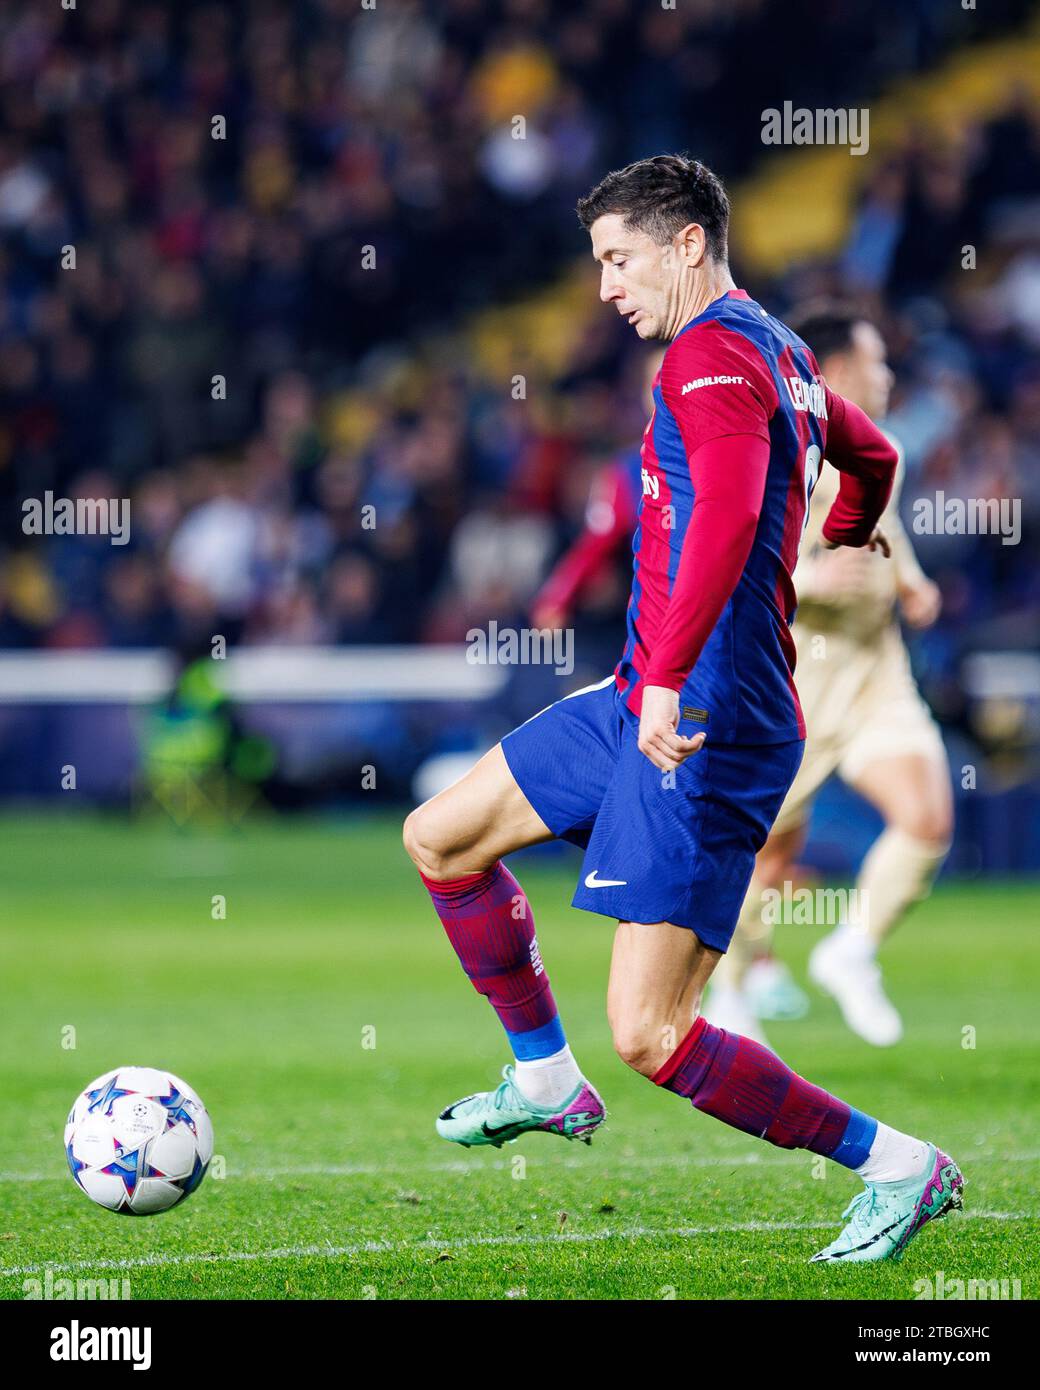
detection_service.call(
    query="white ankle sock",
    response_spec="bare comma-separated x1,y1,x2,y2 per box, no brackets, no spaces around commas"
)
514,1045,582,1107
855,1122,931,1184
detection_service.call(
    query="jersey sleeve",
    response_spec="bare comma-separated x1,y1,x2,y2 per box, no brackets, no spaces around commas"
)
820,388,899,546
641,433,771,693
659,321,778,452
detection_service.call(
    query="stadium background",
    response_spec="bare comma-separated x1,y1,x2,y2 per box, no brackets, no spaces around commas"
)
1,0,1038,874
0,0,1038,1304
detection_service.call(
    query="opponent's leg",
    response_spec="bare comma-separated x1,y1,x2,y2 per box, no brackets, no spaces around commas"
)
850,750,952,946
608,919,963,1263
809,751,952,1045
404,744,604,1147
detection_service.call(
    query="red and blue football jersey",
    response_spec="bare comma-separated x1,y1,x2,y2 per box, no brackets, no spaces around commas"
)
615,288,897,743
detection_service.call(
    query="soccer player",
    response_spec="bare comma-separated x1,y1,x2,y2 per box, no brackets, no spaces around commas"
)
403,155,964,1263
706,305,952,1048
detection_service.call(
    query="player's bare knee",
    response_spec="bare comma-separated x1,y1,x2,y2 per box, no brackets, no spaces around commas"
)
403,805,452,878
610,1016,667,1078
401,806,426,869
891,806,952,847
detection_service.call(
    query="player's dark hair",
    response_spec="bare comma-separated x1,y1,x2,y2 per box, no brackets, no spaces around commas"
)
786,300,874,364
576,154,730,263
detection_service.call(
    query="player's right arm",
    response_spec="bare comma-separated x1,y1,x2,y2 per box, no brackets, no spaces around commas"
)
819,388,899,551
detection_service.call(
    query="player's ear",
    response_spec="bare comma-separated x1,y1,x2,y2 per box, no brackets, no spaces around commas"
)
677,222,706,268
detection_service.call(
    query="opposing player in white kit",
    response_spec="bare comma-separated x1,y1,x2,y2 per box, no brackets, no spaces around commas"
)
707,303,952,1047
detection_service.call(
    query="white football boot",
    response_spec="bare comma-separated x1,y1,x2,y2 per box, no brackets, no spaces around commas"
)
809,928,903,1047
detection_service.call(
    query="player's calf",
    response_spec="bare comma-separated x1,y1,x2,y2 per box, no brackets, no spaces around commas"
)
405,747,601,1138
418,858,599,1133
647,1013,964,1262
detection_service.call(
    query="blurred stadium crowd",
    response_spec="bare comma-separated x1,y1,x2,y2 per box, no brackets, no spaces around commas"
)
0,0,1038,757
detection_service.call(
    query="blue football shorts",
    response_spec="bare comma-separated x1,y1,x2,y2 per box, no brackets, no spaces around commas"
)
501,676,804,952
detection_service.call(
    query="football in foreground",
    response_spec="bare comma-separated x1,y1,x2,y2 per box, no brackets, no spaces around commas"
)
64,1066,214,1215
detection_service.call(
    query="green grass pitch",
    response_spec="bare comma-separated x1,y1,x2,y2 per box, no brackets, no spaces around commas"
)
0,812,1036,1300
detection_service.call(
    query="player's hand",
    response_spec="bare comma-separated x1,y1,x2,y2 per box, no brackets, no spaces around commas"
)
638,685,706,773
531,600,567,631
821,526,891,557
899,577,942,629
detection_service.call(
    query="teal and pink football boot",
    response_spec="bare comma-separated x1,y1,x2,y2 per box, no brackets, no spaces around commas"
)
810,1144,965,1263
436,1065,606,1149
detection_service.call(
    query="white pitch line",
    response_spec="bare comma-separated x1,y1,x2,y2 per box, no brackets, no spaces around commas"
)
250,1149,1040,1179
0,1210,1031,1279
3,1149,1040,1184
0,1153,792,1182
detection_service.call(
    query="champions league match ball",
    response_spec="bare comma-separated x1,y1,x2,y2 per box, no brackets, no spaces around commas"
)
64,1067,214,1215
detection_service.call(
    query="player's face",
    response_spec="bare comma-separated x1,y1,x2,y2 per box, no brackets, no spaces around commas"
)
589,214,685,342
836,322,894,419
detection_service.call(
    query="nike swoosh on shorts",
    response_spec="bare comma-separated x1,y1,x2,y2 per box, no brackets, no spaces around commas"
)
583,871,628,888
